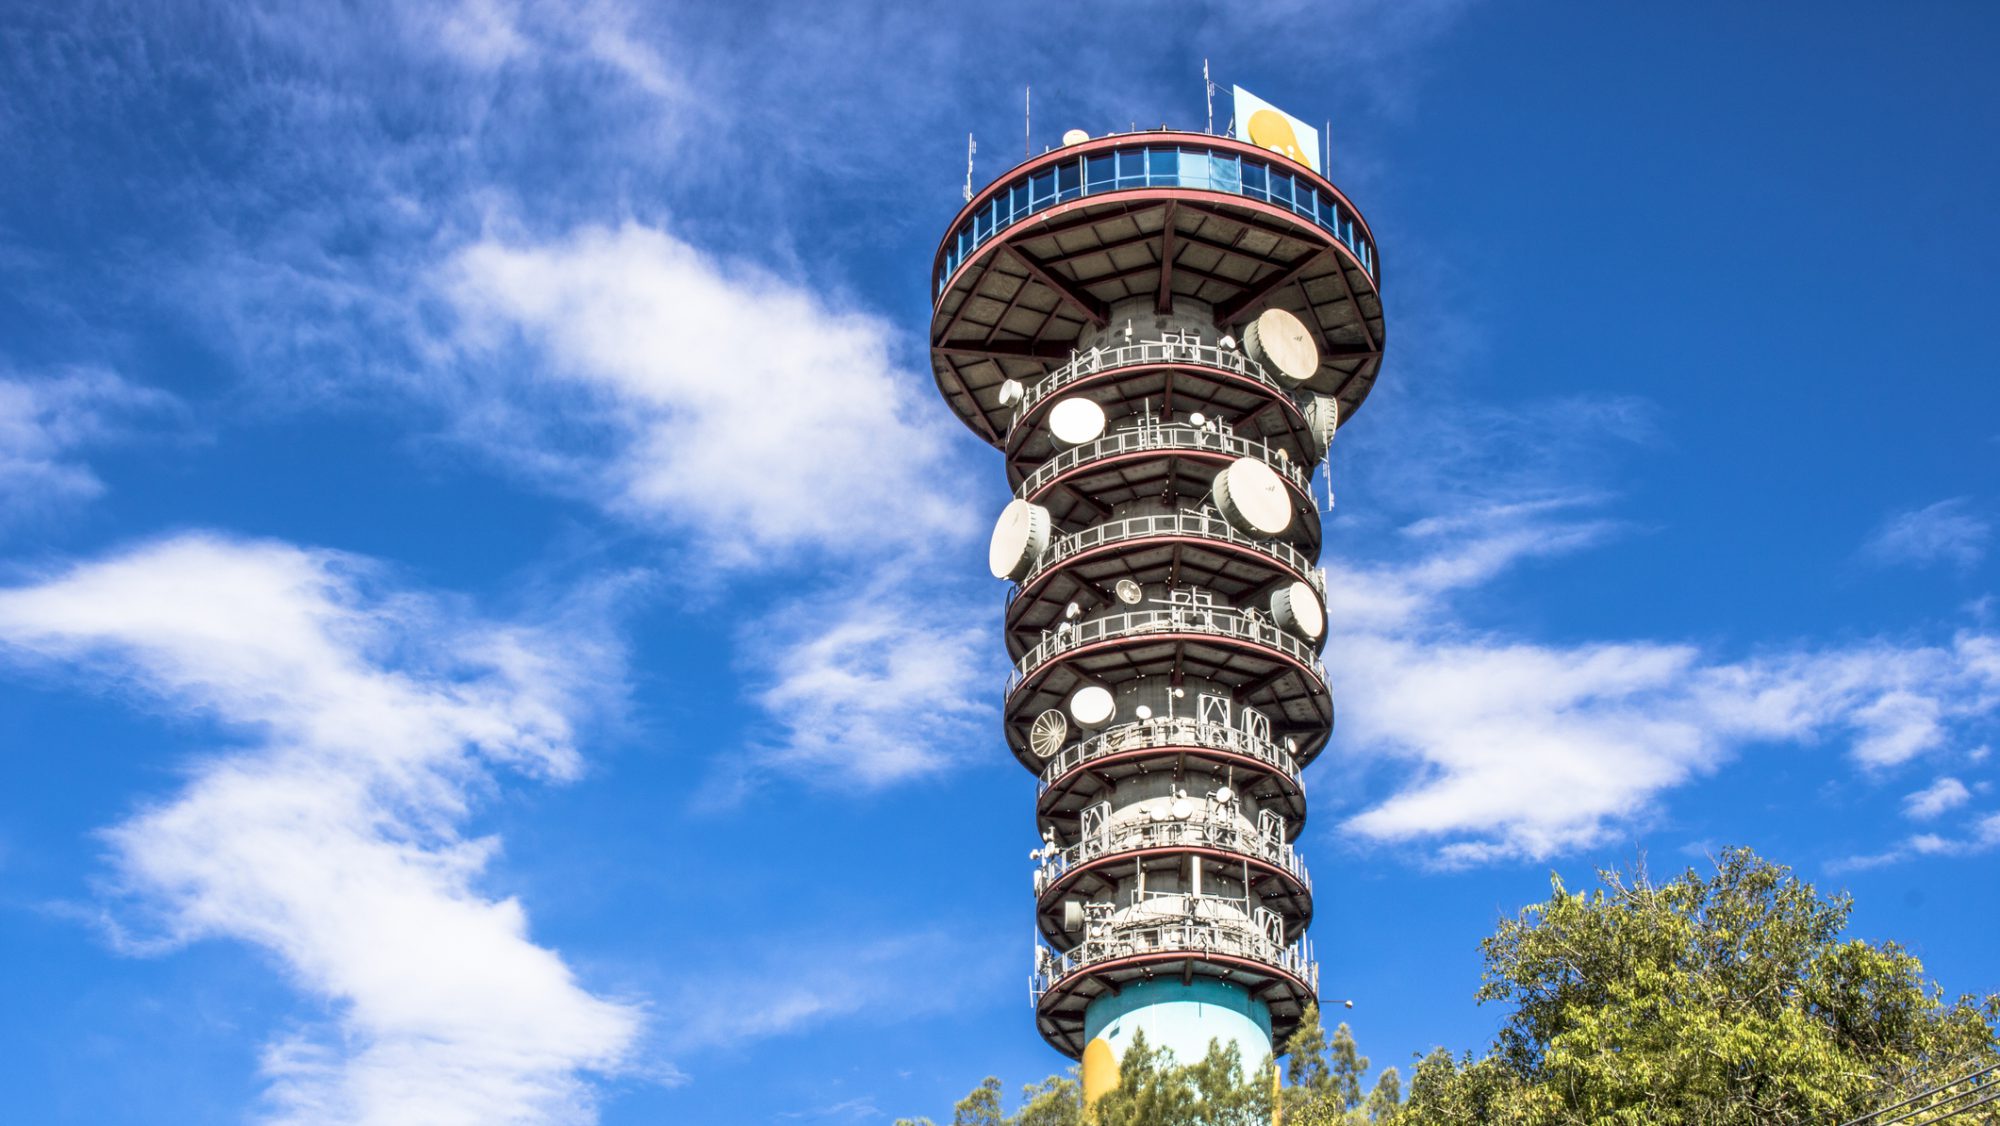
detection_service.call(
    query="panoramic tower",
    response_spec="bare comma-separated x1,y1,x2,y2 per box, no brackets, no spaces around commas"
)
926,101,1385,1098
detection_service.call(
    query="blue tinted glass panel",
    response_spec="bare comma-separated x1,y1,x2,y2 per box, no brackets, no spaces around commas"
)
1268,172,1293,208
1011,182,1031,217
959,226,974,260
1086,155,1115,191
1211,154,1241,194
1032,171,1056,206
1148,148,1177,185
977,200,996,238
1116,148,1145,186
1241,161,1267,199
1057,160,1081,200
1177,149,1211,189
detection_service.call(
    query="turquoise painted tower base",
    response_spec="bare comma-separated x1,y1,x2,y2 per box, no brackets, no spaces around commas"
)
1081,977,1273,1091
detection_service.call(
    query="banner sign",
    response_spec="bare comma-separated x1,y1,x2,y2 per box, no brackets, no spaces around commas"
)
1232,86,1320,174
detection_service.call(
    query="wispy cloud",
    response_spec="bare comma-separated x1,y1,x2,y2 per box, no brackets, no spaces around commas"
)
1327,501,2000,864
437,223,974,565
0,533,642,1123
1862,497,1992,572
735,576,994,789
1830,811,2000,872
0,367,182,524
1903,776,1973,820
658,932,996,1058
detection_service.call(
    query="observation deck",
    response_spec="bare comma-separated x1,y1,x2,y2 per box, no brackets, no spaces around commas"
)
931,132,1384,449
1031,899,1320,1058
1001,605,1334,772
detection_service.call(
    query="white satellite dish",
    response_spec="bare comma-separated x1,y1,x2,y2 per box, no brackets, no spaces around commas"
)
988,499,1053,581
1302,393,1339,454
1030,708,1070,758
1063,601,1082,620
1219,333,1237,350
1213,457,1293,538
1170,797,1193,820
1114,578,1144,605
1269,580,1325,641
1062,128,1090,146
1188,411,1207,427
1049,397,1107,447
1214,786,1234,804
1243,308,1319,387
1068,685,1116,729
997,378,1026,407
1134,704,1153,720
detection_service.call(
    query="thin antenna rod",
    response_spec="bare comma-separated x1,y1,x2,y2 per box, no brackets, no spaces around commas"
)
1204,59,1213,134
1025,86,1031,159
963,133,976,202
1324,119,1331,174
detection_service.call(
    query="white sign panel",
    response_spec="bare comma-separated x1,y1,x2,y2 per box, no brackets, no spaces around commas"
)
1232,86,1320,174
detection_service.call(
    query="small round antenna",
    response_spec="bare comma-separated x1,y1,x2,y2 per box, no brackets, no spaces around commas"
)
1114,578,1144,605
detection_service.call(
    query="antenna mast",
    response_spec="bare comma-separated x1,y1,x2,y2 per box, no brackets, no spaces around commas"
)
1204,59,1213,134
1025,86,1032,159
963,133,977,202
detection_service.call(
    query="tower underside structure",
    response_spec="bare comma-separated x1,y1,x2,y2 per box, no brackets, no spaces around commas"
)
927,129,1385,1090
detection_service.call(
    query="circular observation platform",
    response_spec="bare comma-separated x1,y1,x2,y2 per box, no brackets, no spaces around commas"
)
1036,718,1308,840
1032,911,1319,1058
1033,822,1313,944
930,132,1384,449
1002,607,1334,773
1016,424,1321,547
1000,340,1321,476
1004,510,1325,661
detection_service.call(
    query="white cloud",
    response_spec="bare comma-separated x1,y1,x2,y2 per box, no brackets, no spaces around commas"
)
0,367,181,522
1862,497,1992,571
1902,776,1972,820
1327,506,2000,863
0,533,641,1124
438,223,974,565
740,579,993,788
1830,810,2000,872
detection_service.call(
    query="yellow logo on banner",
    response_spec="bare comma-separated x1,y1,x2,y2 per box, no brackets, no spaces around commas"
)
1246,108,1307,165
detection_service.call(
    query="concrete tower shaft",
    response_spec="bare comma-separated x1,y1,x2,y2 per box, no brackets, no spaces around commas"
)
928,128,1384,1090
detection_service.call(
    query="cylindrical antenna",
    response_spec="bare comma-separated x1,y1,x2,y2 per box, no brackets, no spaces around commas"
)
1204,59,1213,134
1025,86,1032,159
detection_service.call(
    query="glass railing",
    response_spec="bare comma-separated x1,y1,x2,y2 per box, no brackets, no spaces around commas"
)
1035,717,1303,797
939,140,1377,299
1018,423,1310,501
1033,814,1311,896
1030,912,1317,1004
1017,510,1324,597
1006,606,1328,697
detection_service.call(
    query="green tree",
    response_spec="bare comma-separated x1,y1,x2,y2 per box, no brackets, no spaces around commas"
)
1411,847,2000,1125
1361,1066,1401,1123
1326,1022,1368,1112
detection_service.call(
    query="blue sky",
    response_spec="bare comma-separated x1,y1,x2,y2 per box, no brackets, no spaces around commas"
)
1,1,1997,1122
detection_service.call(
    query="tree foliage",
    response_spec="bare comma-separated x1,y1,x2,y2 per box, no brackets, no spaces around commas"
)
1404,848,2000,1125
906,848,1998,1126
